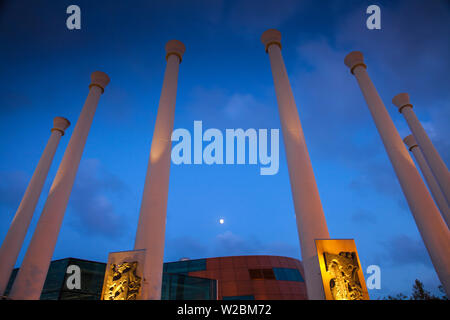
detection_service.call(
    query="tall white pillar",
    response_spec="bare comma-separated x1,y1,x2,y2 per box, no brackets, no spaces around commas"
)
8,71,110,300
134,40,185,300
392,93,450,206
0,117,70,296
404,135,450,227
261,29,330,300
345,51,450,295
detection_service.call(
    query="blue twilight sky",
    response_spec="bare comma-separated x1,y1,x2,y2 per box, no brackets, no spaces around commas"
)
0,0,449,299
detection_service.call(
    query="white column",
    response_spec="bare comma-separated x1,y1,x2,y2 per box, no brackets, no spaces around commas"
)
393,93,450,206
0,117,70,296
345,51,450,295
134,40,185,300
261,29,330,300
404,135,450,227
8,71,110,300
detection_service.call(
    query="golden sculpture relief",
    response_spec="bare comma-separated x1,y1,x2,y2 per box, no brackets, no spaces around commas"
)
323,251,364,300
104,261,141,300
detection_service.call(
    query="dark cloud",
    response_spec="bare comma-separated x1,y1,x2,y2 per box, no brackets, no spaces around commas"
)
290,39,406,206
349,161,402,198
380,234,432,268
335,0,450,164
289,0,450,206
427,106,450,164
68,159,128,238
165,231,299,261
0,170,29,209
165,236,210,261
214,231,299,258
227,0,307,35
351,208,377,224
291,38,378,162
185,86,279,129
0,90,33,115
100,85,137,125
337,0,450,103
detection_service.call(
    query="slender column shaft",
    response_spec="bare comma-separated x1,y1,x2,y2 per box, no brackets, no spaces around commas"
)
404,135,450,227
134,40,185,300
8,71,110,300
345,51,450,295
261,29,329,300
0,117,70,296
393,93,450,206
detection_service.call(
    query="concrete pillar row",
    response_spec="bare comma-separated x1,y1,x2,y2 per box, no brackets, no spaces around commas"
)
9,71,110,300
403,135,450,227
393,93,450,206
345,51,450,296
0,117,70,296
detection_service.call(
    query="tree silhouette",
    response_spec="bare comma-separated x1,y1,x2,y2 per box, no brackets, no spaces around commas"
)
384,279,447,300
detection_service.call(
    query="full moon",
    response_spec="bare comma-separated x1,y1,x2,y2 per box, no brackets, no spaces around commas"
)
219,218,224,224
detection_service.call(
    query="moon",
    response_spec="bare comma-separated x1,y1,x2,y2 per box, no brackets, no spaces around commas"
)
219,218,224,224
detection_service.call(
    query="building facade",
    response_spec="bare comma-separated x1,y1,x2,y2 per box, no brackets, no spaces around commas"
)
5,255,307,300
167,255,307,300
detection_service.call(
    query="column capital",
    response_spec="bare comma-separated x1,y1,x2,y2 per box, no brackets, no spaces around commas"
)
344,51,367,75
403,134,418,151
165,40,186,63
392,93,413,113
89,71,110,94
51,117,71,136
261,29,282,53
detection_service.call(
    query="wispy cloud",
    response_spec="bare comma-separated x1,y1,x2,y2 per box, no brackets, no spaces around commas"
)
289,0,450,204
0,90,32,115
165,231,299,261
227,0,310,35
68,159,129,239
0,170,29,209
185,86,278,129
351,208,377,225
380,234,432,268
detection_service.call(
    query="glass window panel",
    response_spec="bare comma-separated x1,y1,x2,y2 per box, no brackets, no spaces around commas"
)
272,267,285,280
161,273,217,300
59,258,107,300
40,259,70,299
273,267,304,282
165,261,189,274
7,258,215,300
187,259,206,272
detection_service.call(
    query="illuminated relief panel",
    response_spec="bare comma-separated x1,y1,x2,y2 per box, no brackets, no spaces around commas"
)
101,249,146,300
315,239,370,300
